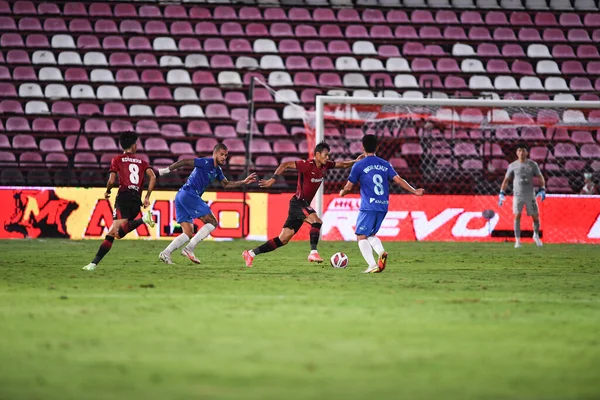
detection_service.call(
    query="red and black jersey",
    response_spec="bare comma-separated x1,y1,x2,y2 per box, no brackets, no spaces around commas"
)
294,159,335,203
109,153,150,196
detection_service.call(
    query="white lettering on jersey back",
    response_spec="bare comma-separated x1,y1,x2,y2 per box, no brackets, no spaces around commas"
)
121,157,142,164
363,164,388,174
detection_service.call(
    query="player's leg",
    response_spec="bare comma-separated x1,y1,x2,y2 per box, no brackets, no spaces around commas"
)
82,219,123,270
304,213,323,263
242,200,302,267
159,191,194,264
243,228,294,267
367,212,388,271
513,196,525,248
115,195,154,239
181,209,217,264
355,211,379,273
527,198,543,247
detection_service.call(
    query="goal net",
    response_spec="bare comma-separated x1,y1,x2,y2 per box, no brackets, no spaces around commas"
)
307,97,600,243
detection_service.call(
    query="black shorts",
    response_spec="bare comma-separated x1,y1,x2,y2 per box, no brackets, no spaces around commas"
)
283,197,316,233
113,191,142,221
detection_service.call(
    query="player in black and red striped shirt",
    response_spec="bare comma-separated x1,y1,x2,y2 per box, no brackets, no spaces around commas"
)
83,132,156,271
242,142,363,267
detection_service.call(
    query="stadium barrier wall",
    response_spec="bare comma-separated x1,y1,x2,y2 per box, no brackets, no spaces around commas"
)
1,187,599,243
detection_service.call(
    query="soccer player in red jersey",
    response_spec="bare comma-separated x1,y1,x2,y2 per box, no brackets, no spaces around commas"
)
83,132,157,270
242,142,364,267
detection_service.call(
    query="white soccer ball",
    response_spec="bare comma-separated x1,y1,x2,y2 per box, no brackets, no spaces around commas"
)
330,252,349,268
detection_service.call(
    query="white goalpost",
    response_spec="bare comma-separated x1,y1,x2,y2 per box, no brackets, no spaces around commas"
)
310,96,600,242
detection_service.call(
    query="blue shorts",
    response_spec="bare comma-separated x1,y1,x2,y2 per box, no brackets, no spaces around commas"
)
355,210,387,237
174,188,211,223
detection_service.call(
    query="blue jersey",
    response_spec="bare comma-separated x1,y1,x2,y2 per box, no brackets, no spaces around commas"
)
348,155,398,212
183,157,225,196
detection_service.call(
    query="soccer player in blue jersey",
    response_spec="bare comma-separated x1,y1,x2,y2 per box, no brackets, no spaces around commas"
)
156,143,257,264
339,135,424,273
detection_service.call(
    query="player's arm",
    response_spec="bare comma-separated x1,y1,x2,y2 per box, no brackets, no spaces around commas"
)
392,175,424,195
143,168,157,208
339,181,354,197
104,172,117,199
157,159,195,175
536,172,546,201
221,173,258,189
334,153,366,169
498,172,513,206
259,161,297,188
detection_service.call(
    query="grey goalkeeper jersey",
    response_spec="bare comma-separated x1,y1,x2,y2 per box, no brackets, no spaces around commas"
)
505,159,541,196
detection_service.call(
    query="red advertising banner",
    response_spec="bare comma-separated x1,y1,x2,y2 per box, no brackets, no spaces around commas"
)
0,187,268,240
268,193,600,244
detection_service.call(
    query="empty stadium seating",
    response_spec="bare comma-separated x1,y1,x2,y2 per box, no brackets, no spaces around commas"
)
0,0,599,191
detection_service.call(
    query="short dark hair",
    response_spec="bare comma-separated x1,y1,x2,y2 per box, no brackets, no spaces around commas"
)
119,131,138,150
314,142,330,154
362,135,377,153
213,143,228,152
516,142,529,151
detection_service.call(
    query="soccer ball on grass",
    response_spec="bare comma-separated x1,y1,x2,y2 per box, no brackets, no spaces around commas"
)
330,252,349,268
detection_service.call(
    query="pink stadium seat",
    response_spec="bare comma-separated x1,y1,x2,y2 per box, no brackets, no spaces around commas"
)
497,128,519,140
214,6,236,19
93,137,118,152
104,103,127,117
103,36,126,50
211,55,233,68
246,23,268,37
494,28,517,41
421,27,442,39
552,44,576,58
294,72,317,86
0,151,17,166
547,177,573,193
95,20,118,33
0,83,17,97
120,20,143,34
412,10,434,23
223,139,246,153
19,151,43,167
116,69,139,83
486,11,509,25
205,104,230,119
318,73,342,87
280,39,302,53
370,26,393,39
370,73,394,88
346,25,369,38
253,88,273,102
436,10,458,24
145,138,169,152
13,134,37,149
387,10,409,23
379,45,400,58
89,3,111,17
444,27,467,40
243,72,265,85
32,118,56,133
581,144,600,158
437,58,461,73
570,77,593,91
139,5,161,18
145,21,167,35
1,33,24,47
135,54,157,67
488,59,510,73
165,5,187,18
544,28,567,41
6,117,30,132
196,138,219,153
8,49,30,64
110,120,133,133
221,22,243,36
187,121,211,137
110,53,133,66
469,26,492,41
64,68,88,82
135,120,158,136
149,87,172,101
444,76,467,89
518,28,542,41
0,134,9,149
571,131,595,144
554,143,579,157
478,43,500,56
488,159,509,172
0,16,16,30
535,12,558,26
502,44,525,57
286,56,309,70
510,12,533,25
113,4,135,17
195,22,218,35
250,139,272,153
155,106,177,118
77,35,100,49
200,87,224,102
39,138,63,153
578,45,600,58
403,42,425,55
69,19,92,32
20,17,42,31
296,25,317,37
255,109,280,123
13,1,36,14
64,135,88,151
395,26,418,39
0,100,23,114
205,38,228,52
179,38,202,51
319,24,343,38
224,92,246,105
328,41,351,54
304,40,326,53
214,126,236,138
562,61,585,74
568,29,591,42
63,3,86,16
560,13,582,27
512,60,534,75
239,6,262,20
521,127,545,141
271,23,293,37
160,124,184,138
129,37,151,51
412,58,435,72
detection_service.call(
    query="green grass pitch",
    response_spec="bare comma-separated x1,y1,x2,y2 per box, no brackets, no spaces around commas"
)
1,239,599,400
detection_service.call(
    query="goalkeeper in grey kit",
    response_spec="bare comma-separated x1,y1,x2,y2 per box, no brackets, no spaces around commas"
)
498,144,546,248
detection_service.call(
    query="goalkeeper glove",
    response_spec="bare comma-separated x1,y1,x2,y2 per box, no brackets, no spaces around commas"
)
536,188,546,201
158,168,170,176
498,191,506,207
